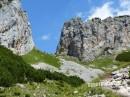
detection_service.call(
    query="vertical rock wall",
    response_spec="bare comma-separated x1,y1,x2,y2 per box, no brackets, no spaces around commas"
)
57,16,130,61
0,0,34,55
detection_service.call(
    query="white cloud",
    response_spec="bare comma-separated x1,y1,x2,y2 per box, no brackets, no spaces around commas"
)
120,0,130,7
89,2,113,19
116,0,130,16
41,34,50,41
88,0,130,20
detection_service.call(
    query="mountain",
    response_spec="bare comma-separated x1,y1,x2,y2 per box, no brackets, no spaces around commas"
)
0,1,130,97
56,16,130,61
0,0,34,55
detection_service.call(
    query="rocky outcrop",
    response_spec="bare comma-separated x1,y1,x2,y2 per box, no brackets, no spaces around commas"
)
56,16,130,61
0,0,34,55
102,66,130,97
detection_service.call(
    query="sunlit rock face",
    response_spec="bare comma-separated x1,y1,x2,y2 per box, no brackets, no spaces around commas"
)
57,16,130,61
0,0,34,55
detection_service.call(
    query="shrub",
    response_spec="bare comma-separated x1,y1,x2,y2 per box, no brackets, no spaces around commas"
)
116,51,130,62
0,95,6,97
25,94,30,97
0,45,84,87
0,45,43,86
66,76,85,87
42,71,85,87
25,68,45,82
0,67,14,87
14,92,21,96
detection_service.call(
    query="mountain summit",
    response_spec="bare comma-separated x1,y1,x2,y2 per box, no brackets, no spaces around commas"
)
56,16,130,61
0,0,34,55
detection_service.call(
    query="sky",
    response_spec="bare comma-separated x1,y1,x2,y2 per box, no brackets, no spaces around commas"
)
21,0,130,53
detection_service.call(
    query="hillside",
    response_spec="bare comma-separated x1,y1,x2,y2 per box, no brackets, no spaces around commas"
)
0,45,84,86
0,44,128,97
0,45,122,97
22,48,61,67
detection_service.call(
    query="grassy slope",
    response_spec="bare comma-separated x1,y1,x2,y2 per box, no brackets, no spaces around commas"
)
0,80,121,97
0,46,127,97
89,56,130,72
0,45,84,88
22,48,61,67
54,55,130,97
62,55,130,72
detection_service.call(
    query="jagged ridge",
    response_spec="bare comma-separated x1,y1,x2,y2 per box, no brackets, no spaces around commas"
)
57,15,130,61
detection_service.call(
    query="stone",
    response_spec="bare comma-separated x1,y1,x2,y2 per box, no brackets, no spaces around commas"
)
0,0,34,55
16,83,25,88
73,90,78,94
56,16,130,61
102,66,130,97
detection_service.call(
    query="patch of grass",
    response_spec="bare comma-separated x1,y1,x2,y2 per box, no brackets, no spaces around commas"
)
88,56,130,72
89,56,113,69
22,48,61,67
62,55,114,71
62,55,130,73
2,81,122,97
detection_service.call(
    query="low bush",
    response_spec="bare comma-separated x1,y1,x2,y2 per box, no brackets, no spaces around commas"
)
116,51,130,62
0,95,6,97
0,45,84,87
0,67,14,87
25,68,45,82
25,94,30,97
14,92,21,96
42,71,84,87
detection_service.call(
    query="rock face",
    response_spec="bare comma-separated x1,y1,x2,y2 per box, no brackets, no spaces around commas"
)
56,16,130,61
102,66,130,97
0,0,34,55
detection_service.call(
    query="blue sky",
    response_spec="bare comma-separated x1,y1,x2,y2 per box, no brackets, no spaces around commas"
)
21,0,130,53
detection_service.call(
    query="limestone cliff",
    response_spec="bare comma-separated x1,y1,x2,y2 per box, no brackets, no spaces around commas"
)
56,16,130,61
0,0,34,55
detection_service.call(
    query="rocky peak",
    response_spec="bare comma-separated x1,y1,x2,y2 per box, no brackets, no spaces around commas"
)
0,0,34,55
56,15,130,61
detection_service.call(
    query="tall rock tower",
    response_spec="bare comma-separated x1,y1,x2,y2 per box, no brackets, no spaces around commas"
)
0,0,34,55
56,16,130,61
